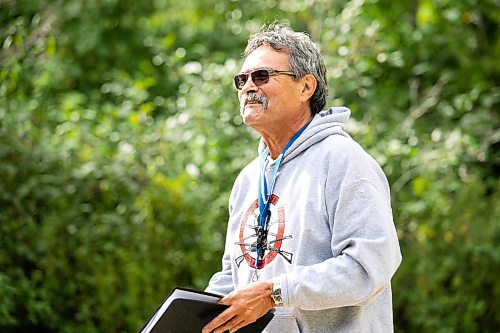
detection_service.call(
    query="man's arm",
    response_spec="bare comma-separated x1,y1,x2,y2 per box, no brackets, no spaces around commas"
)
278,177,401,310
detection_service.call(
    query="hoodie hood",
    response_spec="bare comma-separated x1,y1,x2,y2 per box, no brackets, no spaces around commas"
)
258,106,351,163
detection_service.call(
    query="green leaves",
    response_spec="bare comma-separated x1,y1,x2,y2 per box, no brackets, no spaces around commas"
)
0,0,498,332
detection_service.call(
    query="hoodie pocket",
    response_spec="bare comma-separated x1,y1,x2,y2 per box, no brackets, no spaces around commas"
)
264,307,300,333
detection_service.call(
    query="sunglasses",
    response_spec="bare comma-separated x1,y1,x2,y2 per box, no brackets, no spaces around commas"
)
233,69,295,90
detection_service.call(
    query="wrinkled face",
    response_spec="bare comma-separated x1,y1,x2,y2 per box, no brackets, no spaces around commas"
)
237,45,303,129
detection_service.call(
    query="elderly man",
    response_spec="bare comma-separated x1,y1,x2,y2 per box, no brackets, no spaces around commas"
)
202,24,402,333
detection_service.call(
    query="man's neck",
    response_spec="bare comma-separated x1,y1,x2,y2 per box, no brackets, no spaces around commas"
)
259,112,313,159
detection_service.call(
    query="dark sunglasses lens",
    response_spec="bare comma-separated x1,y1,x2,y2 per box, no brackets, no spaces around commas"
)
234,74,248,89
251,70,270,86
234,70,271,89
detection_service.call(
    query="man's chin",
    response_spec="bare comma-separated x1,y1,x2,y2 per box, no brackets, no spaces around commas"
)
240,103,264,117
240,105,266,125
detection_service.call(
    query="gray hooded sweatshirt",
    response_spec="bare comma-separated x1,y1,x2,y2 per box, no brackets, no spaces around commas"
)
206,107,402,333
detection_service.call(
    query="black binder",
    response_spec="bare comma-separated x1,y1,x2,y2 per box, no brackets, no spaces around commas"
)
139,287,274,333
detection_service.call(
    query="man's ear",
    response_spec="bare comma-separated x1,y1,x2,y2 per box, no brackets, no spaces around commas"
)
299,74,317,102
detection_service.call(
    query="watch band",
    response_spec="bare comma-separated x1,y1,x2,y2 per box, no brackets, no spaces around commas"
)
271,278,283,307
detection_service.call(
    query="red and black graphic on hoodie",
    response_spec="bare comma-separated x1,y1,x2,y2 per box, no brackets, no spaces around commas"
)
235,194,293,269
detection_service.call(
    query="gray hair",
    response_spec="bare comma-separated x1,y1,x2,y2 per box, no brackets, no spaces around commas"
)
243,24,328,115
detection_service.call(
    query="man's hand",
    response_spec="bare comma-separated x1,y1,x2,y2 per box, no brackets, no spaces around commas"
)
201,281,275,333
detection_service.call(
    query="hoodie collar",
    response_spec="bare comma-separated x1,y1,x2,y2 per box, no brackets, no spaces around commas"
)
258,106,351,164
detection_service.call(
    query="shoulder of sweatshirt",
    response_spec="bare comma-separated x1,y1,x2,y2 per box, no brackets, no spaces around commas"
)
316,134,377,166
228,156,259,194
237,156,260,181
313,134,390,189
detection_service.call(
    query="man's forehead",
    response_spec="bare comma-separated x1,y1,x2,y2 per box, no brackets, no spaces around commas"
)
240,46,289,71
238,66,273,73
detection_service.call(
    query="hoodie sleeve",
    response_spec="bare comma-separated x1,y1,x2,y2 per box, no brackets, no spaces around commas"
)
205,202,237,297
205,236,235,296
279,145,402,310
204,170,248,296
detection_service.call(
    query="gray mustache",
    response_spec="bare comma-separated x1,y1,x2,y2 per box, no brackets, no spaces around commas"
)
241,92,268,108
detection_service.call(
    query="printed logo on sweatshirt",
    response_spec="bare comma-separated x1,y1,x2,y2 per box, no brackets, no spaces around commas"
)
235,194,293,269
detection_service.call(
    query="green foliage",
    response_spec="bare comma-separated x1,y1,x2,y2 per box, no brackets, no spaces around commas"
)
0,0,498,332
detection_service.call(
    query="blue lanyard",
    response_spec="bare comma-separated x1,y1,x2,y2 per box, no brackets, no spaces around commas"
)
254,121,311,269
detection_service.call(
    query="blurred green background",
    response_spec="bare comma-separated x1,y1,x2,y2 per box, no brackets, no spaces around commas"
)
1,0,498,332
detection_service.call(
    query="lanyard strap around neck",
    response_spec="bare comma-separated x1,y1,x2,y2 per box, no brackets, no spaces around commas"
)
255,121,311,268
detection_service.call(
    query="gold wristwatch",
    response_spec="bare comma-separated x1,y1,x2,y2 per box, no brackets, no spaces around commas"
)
271,278,283,307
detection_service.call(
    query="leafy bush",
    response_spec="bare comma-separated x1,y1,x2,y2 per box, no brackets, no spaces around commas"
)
0,0,498,332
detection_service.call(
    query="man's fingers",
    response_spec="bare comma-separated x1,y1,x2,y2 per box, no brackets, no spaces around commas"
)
219,317,246,333
218,294,232,306
229,319,249,333
203,282,274,333
201,309,235,333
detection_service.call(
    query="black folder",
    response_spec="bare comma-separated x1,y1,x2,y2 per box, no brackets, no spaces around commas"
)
139,287,274,333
